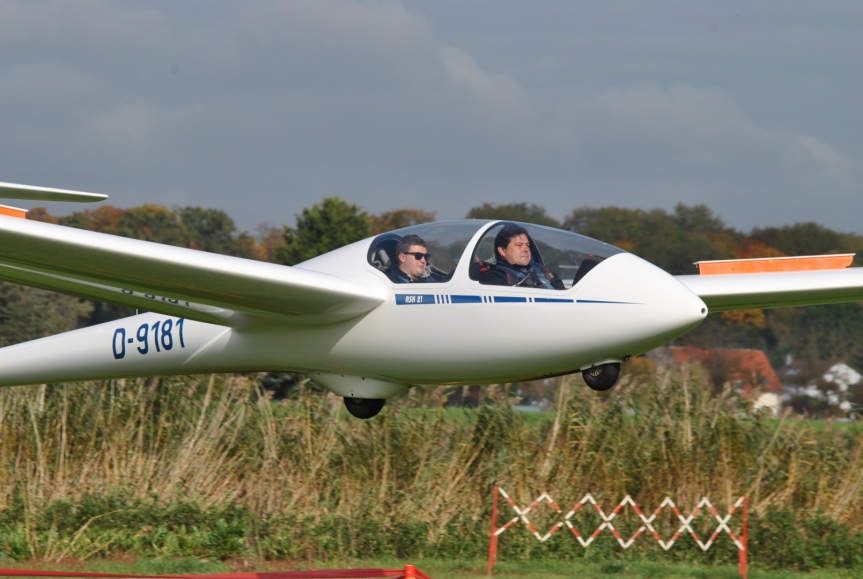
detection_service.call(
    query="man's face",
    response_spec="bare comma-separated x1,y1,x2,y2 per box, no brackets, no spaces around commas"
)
398,244,428,278
499,234,531,266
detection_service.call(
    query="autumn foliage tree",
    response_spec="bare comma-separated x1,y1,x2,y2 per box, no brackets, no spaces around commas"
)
43,204,259,259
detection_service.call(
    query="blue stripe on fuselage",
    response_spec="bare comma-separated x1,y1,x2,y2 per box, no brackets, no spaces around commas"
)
395,294,628,305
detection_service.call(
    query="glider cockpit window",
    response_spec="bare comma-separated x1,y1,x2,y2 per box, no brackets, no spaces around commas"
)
469,222,625,289
368,221,489,283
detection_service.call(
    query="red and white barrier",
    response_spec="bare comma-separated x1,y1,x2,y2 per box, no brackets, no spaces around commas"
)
487,488,748,578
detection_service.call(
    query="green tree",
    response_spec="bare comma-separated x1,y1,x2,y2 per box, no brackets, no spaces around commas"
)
115,205,189,245
58,205,126,235
564,206,653,247
771,304,863,370
671,203,729,234
465,202,560,228
751,223,863,265
564,205,733,274
0,282,94,347
370,208,436,234
277,197,371,266
56,204,261,259
751,223,843,256
179,207,256,258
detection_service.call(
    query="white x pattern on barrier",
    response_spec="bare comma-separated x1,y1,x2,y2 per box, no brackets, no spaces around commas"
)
494,489,745,551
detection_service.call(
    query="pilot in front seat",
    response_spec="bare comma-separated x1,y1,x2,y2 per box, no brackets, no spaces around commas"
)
385,234,433,283
478,224,564,289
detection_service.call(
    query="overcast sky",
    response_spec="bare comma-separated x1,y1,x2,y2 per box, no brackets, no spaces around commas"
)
1,1,860,234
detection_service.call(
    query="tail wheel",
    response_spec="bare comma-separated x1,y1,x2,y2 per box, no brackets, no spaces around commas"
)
582,363,621,391
343,397,386,419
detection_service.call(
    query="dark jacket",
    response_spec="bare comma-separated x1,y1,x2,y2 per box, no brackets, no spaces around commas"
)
385,265,428,284
478,259,564,290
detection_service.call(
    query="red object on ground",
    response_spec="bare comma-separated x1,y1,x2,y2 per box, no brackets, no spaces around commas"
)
0,566,432,579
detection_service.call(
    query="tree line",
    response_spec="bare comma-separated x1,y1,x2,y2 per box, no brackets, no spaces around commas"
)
4,198,863,384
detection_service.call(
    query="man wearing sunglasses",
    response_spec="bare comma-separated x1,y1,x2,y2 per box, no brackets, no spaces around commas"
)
386,234,433,283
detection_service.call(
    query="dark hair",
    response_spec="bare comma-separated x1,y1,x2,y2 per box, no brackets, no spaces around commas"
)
494,224,529,256
396,234,427,255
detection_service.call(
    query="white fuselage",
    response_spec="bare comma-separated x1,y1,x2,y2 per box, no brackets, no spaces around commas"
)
0,222,707,398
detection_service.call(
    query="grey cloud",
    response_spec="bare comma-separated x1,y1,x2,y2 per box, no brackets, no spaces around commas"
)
574,84,838,181
0,0,859,235
0,1,173,57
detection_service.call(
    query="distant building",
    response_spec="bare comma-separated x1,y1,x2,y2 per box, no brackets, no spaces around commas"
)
666,346,783,414
667,346,782,391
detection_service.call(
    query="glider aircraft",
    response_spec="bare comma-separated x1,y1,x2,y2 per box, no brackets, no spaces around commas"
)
2,182,863,418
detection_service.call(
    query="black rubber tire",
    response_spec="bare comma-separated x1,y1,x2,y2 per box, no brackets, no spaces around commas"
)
344,397,386,419
582,363,621,391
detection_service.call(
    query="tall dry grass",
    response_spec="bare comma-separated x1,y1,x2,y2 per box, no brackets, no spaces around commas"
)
0,365,861,565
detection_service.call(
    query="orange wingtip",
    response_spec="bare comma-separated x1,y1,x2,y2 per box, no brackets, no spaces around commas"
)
0,204,27,219
695,254,854,275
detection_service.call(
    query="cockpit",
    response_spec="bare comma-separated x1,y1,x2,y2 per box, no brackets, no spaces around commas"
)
367,220,624,289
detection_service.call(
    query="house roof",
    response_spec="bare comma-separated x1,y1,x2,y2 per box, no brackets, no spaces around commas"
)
668,346,783,392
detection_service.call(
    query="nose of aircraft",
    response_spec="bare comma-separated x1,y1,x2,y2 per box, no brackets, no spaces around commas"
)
573,253,708,351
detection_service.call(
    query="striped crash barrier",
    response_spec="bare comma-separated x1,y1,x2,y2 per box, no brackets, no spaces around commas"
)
0,566,431,579
487,487,748,578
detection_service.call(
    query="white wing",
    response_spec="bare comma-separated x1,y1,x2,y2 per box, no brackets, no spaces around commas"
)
0,181,108,202
676,269,863,311
0,216,385,327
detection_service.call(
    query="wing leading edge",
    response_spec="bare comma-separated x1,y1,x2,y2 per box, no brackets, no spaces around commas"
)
0,216,385,327
0,181,108,203
676,268,863,312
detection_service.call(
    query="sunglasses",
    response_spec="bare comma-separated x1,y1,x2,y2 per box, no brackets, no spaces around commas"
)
402,252,431,261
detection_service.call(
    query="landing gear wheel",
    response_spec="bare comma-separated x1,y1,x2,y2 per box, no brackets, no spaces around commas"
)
582,363,621,391
343,397,386,419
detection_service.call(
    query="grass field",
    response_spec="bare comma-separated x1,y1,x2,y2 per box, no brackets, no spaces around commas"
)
2,369,863,572
1,557,861,579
